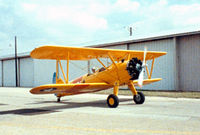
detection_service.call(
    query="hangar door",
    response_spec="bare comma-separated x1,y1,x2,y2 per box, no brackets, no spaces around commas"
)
0,61,2,86
178,35,200,91
3,59,16,86
19,58,34,87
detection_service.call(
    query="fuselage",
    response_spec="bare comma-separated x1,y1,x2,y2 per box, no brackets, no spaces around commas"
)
71,60,131,86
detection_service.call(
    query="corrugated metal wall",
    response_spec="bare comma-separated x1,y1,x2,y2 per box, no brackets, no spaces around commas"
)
69,60,88,81
33,59,88,86
178,34,200,91
3,60,16,86
33,59,56,86
0,61,2,86
19,58,34,87
129,38,175,90
103,44,127,50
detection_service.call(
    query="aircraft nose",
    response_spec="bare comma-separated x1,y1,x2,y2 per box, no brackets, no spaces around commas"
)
126,58,142,80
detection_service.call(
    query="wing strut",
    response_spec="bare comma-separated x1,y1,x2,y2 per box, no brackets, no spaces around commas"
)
145,57,155,79
146,66,150,79
150,58,155,78
56,60,59,80
127,53,131,60
108,53,117,67
67,52,69,83
58,60,67,83
96,57,107,68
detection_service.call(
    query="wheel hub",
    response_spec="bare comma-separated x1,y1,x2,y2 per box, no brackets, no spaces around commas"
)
135,95,141,101
109,98,114,105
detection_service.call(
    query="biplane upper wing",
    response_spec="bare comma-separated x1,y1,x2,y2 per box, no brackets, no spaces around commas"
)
30,83,112,95
31,45,167,61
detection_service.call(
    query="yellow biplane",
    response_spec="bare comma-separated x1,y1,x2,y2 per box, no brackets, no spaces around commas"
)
30,46,166,108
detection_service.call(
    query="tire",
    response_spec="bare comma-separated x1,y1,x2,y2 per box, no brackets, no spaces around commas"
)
107,94,119,108
133,92,145,104
57,97,61,102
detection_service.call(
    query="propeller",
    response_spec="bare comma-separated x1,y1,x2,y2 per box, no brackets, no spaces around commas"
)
138,47,147,87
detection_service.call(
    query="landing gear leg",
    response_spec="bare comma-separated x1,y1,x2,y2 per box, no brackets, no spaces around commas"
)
128,81,145,104
107,81,119,108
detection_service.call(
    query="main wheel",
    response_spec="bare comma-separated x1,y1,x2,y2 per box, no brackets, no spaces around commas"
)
107,94,119,108
133,92,145,104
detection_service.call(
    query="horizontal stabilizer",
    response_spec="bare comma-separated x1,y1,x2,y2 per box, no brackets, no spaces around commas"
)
133,78,162,86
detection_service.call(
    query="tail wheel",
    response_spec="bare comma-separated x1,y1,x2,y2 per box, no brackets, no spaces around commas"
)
57,97,61,102
107,94,119,108
133,92,145,104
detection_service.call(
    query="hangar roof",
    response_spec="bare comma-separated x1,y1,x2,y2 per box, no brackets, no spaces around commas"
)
0,30,200,61
0,52,30,61
86,30,200,48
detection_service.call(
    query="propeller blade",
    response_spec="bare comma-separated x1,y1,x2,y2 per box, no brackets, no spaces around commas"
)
138,47,147,87
142,47,147,66
138,68,144,87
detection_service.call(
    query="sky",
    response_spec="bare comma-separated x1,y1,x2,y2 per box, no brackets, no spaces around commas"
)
0,0,200,56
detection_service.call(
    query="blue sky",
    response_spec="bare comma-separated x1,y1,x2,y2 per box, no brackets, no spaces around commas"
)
0,0,200,56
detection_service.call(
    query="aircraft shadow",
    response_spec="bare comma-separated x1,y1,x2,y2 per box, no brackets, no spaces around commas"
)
0,98,133,116
0,103,7,106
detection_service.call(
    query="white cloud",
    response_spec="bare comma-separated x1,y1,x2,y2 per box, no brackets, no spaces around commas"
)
114,0,140,12
169,4,200,26
21,2,108,31
1,0,200,56
22,3,37,12
129,0,200,37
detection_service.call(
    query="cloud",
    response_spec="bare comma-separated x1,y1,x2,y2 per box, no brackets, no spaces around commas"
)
129,0,200,37
1,0,200,56
114,0,140,12
169,4,200,26
21,2,108,31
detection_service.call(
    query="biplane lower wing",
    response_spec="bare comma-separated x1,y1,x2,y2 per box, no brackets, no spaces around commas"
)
30,78,161,95
30,83,112,95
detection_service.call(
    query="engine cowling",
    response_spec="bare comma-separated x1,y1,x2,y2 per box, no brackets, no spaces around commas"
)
126,58,142,80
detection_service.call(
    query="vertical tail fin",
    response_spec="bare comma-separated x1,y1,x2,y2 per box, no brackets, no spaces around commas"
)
52,72,56,84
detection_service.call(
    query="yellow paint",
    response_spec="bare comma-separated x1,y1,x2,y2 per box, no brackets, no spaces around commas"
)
108,53,117,67
58,60,67,83
2,122,200,135
67,52,69,83
146,66,150,79
56,77,64,84
127,53,131,60
150,58,155,78
30,46,166,61
109,98,114,105
128,81,138,95
113,81,119,96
